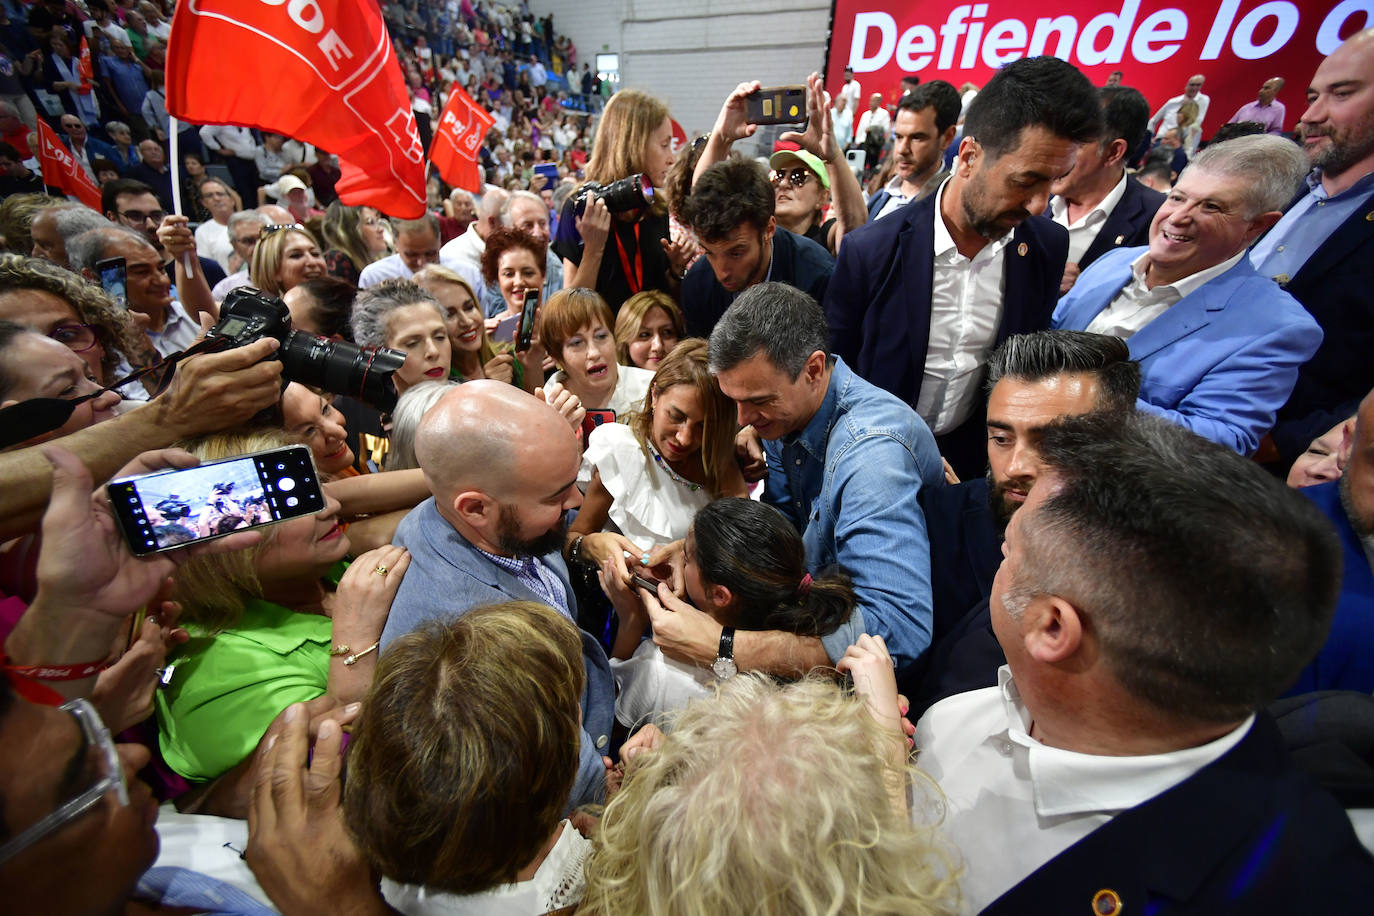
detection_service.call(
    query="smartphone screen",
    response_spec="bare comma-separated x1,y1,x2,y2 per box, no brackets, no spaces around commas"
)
106,445,325,555
533,162,558,184
515,288,539,353
97,257,127,307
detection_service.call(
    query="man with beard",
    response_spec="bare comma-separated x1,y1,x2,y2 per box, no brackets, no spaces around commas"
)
910,330,1139,711
1249,29,1374,468
825,56,1100,481
379,381,614,809
1286,385,1374,694
866,80,961,221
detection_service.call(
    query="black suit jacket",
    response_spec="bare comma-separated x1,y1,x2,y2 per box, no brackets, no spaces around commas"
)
983,713,1374,914
1076,175,1165,271
825,187,1067,412
1271,189,1374,463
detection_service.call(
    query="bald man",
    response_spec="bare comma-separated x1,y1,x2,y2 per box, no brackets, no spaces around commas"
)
378,381,614,808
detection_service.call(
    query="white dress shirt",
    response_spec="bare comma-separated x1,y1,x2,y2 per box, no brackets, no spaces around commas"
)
147,301,201,358
854,106,891,143
359,252,481,292
1050,170,1129,264
916,181,1010,435
438,222,485,278
198,125,258,160
1149,93,1211,138
194,220,234,272
1084,249,1245,340
915,667,1253,914
836,78,863,116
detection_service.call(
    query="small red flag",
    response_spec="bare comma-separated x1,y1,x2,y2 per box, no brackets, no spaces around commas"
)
35,119,102,210
164,0,426,217
430,84,494,193
76,37,94,93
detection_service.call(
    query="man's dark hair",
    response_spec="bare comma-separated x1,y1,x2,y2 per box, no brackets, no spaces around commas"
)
1211,121,1266,145
100,178,156,217
986,330,1140,412
897,79,962,135
680,156,773,242
1013,412,1341,723
708,282,828,379
1138,147,1173,184
963,56,1100,160
1099,86,1150,152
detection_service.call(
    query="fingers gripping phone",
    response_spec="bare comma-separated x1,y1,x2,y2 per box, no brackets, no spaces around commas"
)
515,288,540,353
746,85,808,126
107,445,325,555
96,256,127,308
581,408,615,441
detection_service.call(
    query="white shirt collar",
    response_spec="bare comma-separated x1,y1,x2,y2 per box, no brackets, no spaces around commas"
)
1125,247,1246,301
995,666,1255,819
1050,170,1129,228
932,179,1013,261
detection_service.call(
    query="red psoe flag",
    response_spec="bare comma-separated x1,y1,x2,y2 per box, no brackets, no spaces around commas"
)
163,0,426,218
35,119,102,210
76,38,94,93
430,84,494,193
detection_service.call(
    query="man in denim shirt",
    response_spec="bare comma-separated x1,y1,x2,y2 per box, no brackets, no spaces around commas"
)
707,283,946,678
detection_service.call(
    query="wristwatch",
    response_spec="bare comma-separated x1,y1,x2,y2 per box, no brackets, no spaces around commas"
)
711,626,737,680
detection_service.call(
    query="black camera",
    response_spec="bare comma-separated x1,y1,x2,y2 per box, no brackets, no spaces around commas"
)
573,173,654,216
207,288,406,413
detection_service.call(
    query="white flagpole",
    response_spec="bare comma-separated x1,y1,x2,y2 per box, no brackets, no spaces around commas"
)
167,114,194,273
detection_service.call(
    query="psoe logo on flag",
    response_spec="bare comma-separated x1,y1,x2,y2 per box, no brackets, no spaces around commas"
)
187,0,362,86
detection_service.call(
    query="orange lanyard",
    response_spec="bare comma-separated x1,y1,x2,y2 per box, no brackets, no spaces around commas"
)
612,221,643,294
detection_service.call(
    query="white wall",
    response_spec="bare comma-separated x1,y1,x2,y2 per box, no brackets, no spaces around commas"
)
540,0,832,149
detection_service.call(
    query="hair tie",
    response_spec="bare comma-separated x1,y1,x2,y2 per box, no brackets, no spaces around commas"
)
796,572,812,601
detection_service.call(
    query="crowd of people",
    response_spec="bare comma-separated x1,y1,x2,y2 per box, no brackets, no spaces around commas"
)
2,0,1374,912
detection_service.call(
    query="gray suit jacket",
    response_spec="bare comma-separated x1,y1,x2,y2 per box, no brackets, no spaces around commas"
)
382,498,616,809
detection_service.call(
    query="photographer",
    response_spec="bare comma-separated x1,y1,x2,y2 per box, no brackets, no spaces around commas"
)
551,89,693,312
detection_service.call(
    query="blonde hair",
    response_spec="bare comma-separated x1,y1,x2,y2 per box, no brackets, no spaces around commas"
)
321,202,383,274
1177,99,1199,129
629,339,737,497
411,264,498,368
171,429,301,633
580,675,960,916
584,89,670,214
249,225,322,297
613,290,684,367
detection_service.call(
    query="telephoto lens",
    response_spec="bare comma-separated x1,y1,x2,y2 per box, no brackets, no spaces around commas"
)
572,173,654,216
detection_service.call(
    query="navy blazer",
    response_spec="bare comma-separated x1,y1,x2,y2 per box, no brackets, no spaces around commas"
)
1075,175,1165,271
1272,191,1374,462
1286,481,1374,696
681,228,833,338
825,186,1067,410
982,713,1374,914
918,477,1000,644
1054,248,1322,455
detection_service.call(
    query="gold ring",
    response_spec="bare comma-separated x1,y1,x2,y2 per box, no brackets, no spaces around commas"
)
373,565,389,576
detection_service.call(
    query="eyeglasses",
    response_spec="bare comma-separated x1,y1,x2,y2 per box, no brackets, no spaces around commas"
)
769,168,813,188
118,209,165,225
260,223,306,239
0,699,128,865
49,323,98,353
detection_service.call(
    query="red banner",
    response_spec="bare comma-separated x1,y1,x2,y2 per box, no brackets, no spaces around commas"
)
827,1,1371,138
429,83,494,192
164,0,426,218
76,37,93,94
35,119,102,210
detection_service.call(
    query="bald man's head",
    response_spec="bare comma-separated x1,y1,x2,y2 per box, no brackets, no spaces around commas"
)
415,381,573,500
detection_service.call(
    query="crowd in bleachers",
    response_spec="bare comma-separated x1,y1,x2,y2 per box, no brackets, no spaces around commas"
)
3,0,1374,913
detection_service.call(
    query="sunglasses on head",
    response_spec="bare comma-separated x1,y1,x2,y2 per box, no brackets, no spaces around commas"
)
769,167,813,188
260,223,306,239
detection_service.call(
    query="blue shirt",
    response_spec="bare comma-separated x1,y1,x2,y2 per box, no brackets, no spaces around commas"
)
475,544,571,619
762,357,945,674
99,55,149,115
1250,168,1374,284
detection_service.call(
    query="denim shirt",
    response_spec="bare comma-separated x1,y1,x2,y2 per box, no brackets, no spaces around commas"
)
763,357,945,675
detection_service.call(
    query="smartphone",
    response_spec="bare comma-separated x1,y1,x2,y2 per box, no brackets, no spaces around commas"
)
96,256,127,307
630,573,660,592
845,148,865,176
515,288,539,353
746,85,808,126
492,313,520,343
533,162,558,184
580,408,615,441
107,445,325,556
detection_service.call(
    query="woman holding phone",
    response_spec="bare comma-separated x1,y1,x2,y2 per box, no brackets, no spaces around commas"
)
479,226,546,333
412,265,538,393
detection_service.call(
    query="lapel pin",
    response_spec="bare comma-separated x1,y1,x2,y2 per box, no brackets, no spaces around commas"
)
1091,889,1123,915
1017,242,1028,257
1114,234,1125,245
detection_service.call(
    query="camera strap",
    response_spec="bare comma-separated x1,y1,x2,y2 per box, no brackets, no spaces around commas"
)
612,221,643,294
0,337,231,451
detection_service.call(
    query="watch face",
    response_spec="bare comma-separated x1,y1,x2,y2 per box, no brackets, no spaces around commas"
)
712,657,738,680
